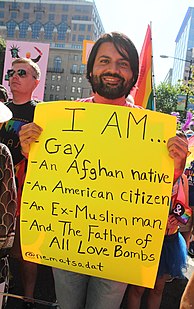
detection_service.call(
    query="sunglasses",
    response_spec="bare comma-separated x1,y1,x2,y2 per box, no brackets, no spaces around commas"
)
6,69,36,79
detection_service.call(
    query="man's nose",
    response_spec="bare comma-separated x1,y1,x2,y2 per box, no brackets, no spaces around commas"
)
107,62,120,73
12,72,19,78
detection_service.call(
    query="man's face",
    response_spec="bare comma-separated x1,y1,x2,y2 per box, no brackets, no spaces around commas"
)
90,42,133,99
8,63,38,96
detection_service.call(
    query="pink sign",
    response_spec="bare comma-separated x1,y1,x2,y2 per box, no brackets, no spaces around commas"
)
82,40,94,64
3,40,50,101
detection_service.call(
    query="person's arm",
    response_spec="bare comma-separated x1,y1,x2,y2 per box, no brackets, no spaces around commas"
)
0,144,17,249
180,272,194,309
19,122,43,157
167,136,188,184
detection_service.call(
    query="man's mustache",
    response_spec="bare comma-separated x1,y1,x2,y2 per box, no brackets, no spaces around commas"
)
100,72,124,81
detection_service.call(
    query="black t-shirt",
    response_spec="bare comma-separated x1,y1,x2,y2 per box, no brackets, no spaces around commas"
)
0,100,36,166
0,100,37,212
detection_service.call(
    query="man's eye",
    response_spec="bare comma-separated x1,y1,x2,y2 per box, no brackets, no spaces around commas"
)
120,62,129,67
100,59,109,64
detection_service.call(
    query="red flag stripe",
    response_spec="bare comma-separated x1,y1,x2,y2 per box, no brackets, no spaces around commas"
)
131,25,153,109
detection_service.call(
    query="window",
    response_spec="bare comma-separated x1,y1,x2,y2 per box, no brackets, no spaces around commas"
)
71,64,78,74
51,75,56,81
78,35,84,42
49,4,56,11
57,76,61,81
61,15,67,22
78,77,82,83
72,34,76,41
24,3,30,9
0,2,4,8
79,65,85,74
63,5,69,11
49,14,55,21
74,55,78,61
73,15,80,21
81,16,89,21
71,86,76,93
11,12,17,19
44,22,55,40
54,56,62,71
55,95,59,100
50,85,55,91
7,21,18,37
19,20,29,38
88,25,91,31
73,24,77,31
56,85,60,91
11,2,19,10
36,13,42,20
72,76,77,83
58,23,68,40
0,12,4,18
23,13,29,20
50,94,54,101
77,87,81,94
79,24,86,31
75,5,82,12
31,21,42,39
70,97,75,101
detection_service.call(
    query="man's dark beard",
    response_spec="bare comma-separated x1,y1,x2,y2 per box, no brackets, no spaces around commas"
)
90,73,132,99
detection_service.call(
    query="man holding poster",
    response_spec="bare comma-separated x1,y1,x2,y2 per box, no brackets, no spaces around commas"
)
19,33,189,309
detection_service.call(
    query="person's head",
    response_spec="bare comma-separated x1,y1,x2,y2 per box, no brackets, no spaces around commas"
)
0,84,8,102
7,57,41,100
87,32,139,99
189,121,194,132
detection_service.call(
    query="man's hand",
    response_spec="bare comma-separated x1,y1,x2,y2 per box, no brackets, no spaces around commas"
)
167,214,179,229
19,122,43,156
167,135,188,183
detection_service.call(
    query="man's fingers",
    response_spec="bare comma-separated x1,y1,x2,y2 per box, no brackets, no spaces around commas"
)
19,123,42,142
19,122,43,155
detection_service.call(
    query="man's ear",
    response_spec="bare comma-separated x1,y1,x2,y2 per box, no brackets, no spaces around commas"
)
35,79,40,87
32,79,39,92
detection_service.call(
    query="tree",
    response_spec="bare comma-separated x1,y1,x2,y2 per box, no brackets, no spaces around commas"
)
0,37,6,83
155,82,180,114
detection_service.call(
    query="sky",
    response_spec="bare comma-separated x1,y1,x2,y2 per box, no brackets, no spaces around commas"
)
94,0,194,85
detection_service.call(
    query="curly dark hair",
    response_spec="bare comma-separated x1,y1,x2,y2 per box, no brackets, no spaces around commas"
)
0,85,8,102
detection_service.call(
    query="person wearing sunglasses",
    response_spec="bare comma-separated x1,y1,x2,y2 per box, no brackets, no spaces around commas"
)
0,58,43,309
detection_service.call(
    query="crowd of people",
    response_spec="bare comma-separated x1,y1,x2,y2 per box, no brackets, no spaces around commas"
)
0,31,194,309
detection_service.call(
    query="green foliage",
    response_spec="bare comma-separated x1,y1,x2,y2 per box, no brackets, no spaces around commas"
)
155,82,180,114
0,37,6,83
155,66,194,128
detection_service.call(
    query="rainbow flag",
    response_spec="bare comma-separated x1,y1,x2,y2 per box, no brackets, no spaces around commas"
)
131,25,155,110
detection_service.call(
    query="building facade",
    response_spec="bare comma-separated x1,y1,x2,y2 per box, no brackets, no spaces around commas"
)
172,7,194,86
0,0,105,101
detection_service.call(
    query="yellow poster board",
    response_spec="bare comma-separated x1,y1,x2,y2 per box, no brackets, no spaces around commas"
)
21,101,176,288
